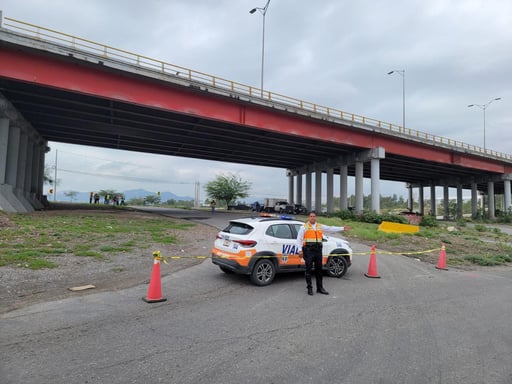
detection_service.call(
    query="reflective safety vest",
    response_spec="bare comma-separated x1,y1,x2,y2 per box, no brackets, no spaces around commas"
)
303,222,323,245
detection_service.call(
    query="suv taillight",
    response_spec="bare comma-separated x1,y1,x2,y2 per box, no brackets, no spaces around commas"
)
233,240,257,247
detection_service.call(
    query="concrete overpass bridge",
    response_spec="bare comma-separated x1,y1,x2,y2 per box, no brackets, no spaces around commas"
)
1,14,512,217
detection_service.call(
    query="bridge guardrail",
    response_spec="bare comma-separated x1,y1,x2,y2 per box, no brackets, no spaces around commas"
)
2,16,511,162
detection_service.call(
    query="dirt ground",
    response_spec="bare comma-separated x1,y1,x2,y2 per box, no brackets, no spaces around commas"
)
0,209,219,314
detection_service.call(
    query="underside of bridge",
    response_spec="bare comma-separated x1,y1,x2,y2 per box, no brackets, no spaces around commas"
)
1,20,512,215
0,76,505,194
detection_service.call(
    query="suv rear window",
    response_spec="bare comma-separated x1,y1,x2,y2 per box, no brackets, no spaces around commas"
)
266,224,294,239
222,222,254,235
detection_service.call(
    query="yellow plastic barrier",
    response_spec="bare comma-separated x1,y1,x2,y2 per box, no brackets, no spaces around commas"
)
378,221,419,234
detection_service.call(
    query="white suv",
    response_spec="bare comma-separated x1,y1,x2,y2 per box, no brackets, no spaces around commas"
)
211,216,352,286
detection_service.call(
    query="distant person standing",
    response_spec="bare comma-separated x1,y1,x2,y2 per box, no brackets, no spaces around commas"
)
89,192,93,204
210,200,216,214
296,211,351,296
94,193,100,204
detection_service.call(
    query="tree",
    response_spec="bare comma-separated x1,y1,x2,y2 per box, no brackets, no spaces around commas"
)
98,189,118,198
44,165,54,185
64,191,78,202
144,194,161,205
204,173,251,207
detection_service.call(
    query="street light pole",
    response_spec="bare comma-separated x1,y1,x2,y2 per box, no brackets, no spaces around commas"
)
250,0,271,98
468,97,501,151
387,70,406,131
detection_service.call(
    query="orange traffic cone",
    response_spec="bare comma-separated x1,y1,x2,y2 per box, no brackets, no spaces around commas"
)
365,245,381,278
435,243,448,271
143,252,167,303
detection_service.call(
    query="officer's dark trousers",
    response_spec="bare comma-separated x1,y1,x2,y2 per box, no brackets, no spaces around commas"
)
304,246,324,290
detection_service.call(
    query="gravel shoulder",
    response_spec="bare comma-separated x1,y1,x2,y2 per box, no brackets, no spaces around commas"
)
0,208,219,314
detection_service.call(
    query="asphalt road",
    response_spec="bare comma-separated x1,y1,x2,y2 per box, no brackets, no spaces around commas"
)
1,208,512,384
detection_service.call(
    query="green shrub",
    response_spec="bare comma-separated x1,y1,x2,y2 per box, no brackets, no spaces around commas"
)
336,210,356,220
379,213,408,224
420,215,438,227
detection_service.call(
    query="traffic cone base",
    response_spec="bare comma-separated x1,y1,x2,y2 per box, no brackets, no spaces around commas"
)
435,244,448,271
142,297,167,303
365,245,381,278
143,259,167,303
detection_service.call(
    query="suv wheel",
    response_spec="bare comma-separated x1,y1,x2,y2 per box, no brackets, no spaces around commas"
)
250,259,276,286
326,255,348,278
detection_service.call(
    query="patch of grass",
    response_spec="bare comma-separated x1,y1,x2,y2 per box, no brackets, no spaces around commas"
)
26,259,59,269
150,233,177,244
318,216,512,268
0,210,196,268
446,258,466,266
463,255,506,266
0,249,59,269
99,245,133,252
74,250,105,259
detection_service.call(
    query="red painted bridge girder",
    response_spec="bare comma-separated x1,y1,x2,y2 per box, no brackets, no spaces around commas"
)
1,44,511,183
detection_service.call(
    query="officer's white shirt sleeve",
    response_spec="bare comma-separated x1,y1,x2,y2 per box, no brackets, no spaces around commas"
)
296,225,306,252
321,225,346,233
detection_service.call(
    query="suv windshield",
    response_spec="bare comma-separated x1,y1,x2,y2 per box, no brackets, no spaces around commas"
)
222,222,254,235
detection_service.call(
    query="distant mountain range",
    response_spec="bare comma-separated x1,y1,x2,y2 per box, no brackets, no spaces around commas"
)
52,189,194,203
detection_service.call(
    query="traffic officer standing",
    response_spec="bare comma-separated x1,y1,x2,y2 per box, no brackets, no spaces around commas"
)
296,211,351,296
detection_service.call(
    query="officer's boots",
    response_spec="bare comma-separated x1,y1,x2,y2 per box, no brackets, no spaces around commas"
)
306,275,313,296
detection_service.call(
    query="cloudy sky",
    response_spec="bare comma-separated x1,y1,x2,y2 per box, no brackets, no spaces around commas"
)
2,0,511,201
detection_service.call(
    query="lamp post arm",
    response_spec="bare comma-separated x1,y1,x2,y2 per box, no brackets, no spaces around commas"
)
250,0,271,97
467,97,501,151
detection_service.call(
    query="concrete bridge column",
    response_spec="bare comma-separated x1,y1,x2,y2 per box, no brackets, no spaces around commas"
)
17,131,28,193
23,139,43,210
315,168,322,213
504,179,511,214
443,184,449,220
0,119,27,212
0,117,16,212
408,184,414,212
355,161,364,214
38,148,46,196
14,131,33,211
418,185,424,215
370,158,380,213
287,170,294,205
0,117,8,183
305,171,312,212
430,184,436,216
471,182,478,218
25,140,34,197
339,164,348,211
31,144,46,209
488,181,495,220
296,172,303,206
326,167,334,214
456,182,463,220
1,93,47,212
